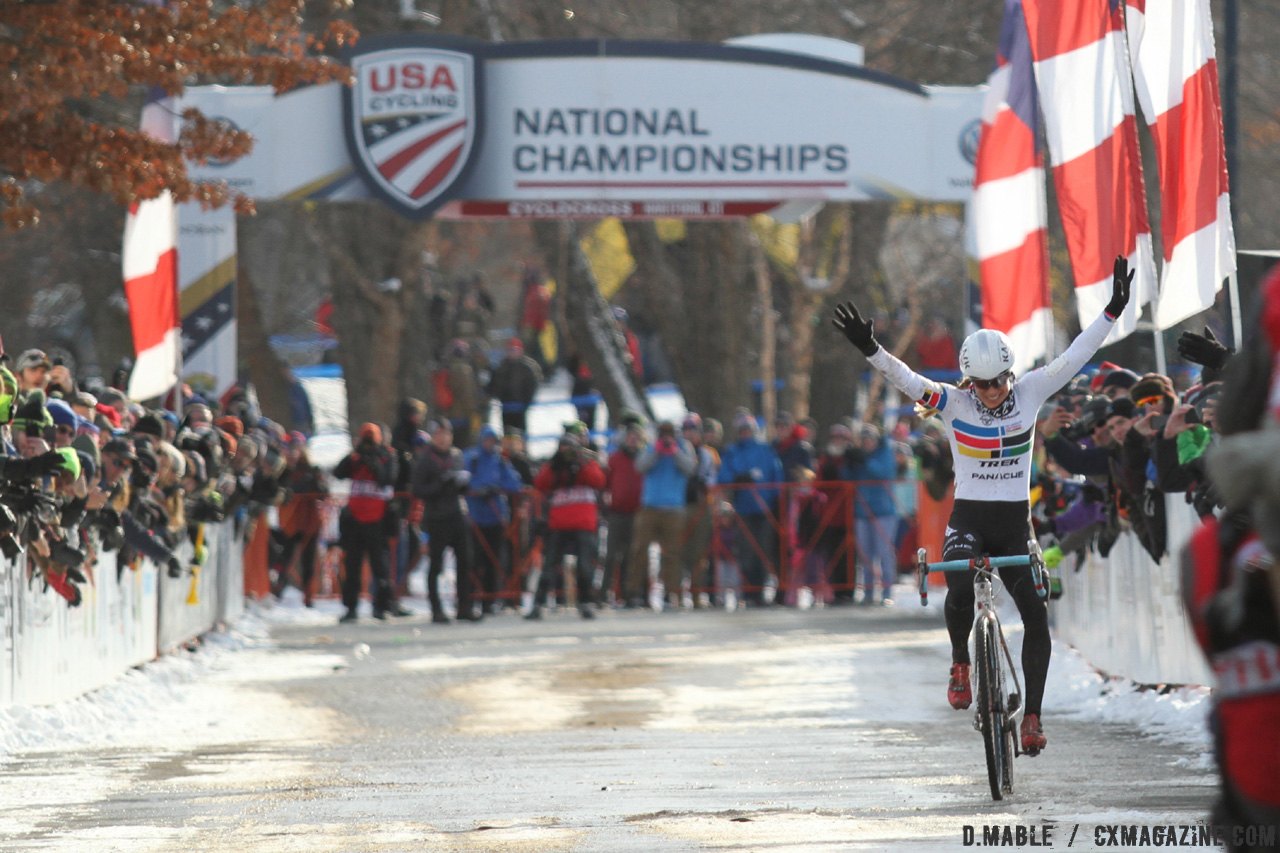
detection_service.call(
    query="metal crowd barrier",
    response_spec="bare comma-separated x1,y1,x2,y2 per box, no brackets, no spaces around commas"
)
260,479,934,607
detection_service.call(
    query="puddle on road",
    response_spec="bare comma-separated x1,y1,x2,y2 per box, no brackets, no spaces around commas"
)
443,659,665,733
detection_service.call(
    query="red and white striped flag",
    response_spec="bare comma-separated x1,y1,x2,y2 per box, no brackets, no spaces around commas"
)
968,0,1051,373
1126,0,1236,328
123,90,180,401
1022,0,1155,341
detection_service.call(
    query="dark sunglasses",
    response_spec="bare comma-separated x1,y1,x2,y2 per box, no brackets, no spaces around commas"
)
971,372,1012,391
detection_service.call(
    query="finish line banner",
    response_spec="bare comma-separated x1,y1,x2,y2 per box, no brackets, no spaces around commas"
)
181,34,983,218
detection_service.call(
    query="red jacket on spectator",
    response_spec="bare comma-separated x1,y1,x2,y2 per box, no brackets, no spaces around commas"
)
606,448,643,514
534,457,606,532
914,320,958,371
520,282,550,333
334,436,396,524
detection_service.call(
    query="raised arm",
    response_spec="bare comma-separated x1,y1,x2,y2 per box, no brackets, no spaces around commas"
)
832,302,950,410
1020,256,1133,401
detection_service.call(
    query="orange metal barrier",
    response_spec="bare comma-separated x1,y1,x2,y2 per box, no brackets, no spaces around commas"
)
263,479,939,606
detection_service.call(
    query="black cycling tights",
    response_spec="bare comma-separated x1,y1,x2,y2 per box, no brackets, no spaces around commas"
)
942,499,1050,716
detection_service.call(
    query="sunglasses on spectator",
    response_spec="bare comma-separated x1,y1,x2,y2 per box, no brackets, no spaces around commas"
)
970,372,1012,391
1133,395,1166,409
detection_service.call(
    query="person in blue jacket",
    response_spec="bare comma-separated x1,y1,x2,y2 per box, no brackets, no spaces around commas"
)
850,422,900,605
625,420,697,609
463,424,525,613
716,412,785,605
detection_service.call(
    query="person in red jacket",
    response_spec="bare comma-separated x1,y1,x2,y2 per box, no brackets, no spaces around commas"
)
602,424,645,607
527,434,607,620
332,423,400,624
1180,264,1280,850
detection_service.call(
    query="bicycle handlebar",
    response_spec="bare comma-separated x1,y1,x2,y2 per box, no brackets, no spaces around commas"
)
915,549,1045,606
925,556,1031,573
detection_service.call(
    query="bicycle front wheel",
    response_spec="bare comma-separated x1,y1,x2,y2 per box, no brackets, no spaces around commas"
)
974,616,1008,801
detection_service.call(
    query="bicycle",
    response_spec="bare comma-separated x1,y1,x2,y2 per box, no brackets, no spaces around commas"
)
915,540,1048,801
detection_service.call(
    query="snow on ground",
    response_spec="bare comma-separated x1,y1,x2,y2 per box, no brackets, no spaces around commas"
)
0,608,342,759
301,367,686,470
0,577,1213,768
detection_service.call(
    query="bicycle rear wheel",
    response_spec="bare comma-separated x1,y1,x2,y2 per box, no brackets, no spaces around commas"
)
974,617,1007,801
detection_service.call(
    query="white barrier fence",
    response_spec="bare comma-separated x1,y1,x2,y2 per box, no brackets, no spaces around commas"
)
0,520,244,707
1051,495,1212,686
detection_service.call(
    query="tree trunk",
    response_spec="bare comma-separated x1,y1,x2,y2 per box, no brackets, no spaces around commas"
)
532,220,650,424
808,202,893,431
312,203,422,435
621,220,756,426
784,205,854,422
750,229,777,427
235,261,296,429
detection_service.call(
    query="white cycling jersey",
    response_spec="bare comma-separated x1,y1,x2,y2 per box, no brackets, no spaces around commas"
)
868,311,1116,502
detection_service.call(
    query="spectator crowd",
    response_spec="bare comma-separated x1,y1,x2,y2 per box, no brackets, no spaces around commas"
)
0,314,1237,632
0,344,298,609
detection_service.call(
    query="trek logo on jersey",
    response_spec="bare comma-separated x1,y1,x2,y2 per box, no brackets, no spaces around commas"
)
344,41,483,218
953,418,1032,460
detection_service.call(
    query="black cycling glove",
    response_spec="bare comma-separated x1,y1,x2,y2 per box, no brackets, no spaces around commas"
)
832,302,879,356
1105,255,1134,319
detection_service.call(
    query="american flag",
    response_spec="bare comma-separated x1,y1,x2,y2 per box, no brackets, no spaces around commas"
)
968,0,1052,373
1126,0,1236,329
1022,0,1155,342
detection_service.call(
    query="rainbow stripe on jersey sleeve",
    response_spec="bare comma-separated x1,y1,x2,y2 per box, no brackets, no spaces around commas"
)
918,387,947,410
953,418,1033,459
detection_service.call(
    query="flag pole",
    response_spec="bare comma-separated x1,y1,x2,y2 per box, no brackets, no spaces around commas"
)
1226,269,1243,349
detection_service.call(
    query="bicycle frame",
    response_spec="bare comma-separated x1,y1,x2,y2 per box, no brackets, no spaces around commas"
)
916,543,1048,800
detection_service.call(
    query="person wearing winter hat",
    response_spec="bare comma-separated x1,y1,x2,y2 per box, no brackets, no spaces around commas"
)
75,449,97,485
411,418,477,623
331,422,399,623
602,422,645,607
716,410,784,605
1099,367,1141,399
69,391,97,420
680,412,720,607
626,420,697,611
487,337,542,434
71,433,100,476
12,390,53,444
527,430,608,620
0,363,17,426
461,423,524,614
272,433,329,607
133,412,166,441
46,399,81,448
1130,373,1177,413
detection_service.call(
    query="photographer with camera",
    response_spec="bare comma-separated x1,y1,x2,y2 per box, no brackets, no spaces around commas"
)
527,430,607,620
411,418,476,624
624,420,697,611
332,423,399,624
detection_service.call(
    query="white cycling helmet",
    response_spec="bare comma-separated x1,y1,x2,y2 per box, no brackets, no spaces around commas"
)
959,329,1015,380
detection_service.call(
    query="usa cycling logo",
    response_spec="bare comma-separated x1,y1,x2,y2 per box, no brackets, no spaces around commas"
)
345,42,482,218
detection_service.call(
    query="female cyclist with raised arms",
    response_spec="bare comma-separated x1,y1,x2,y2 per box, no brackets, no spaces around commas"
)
832,257,1133,755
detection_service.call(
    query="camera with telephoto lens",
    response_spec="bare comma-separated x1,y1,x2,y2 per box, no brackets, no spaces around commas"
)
1058,418,1096,442
0,481,59,527
0,503,22,561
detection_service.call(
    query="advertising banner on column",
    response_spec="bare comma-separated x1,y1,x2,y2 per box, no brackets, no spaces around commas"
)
180,35,983,218
178,203,237,399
